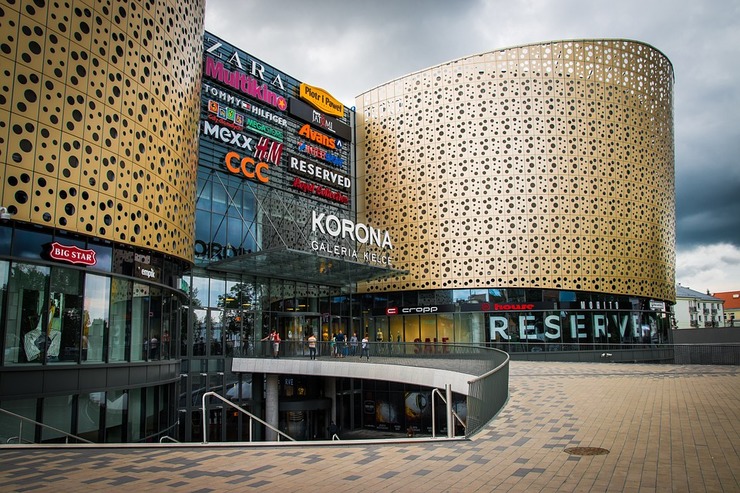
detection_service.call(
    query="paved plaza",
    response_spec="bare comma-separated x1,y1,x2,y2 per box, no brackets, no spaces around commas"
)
1,361,738,492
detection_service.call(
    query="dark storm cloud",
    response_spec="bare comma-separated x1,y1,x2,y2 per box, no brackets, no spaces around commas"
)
205,0,740,255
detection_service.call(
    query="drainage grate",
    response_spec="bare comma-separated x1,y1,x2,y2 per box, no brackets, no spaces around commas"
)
564,447,610,456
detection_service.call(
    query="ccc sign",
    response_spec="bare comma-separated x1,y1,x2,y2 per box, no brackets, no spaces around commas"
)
224,151,269,183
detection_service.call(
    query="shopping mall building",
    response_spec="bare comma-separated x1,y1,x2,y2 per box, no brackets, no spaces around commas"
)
0,0,674,443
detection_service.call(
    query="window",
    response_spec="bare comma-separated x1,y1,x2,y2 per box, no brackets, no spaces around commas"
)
4,263,50,365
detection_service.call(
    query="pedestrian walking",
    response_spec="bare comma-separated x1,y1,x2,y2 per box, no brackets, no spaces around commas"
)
307,333,317,360
360,333,370,360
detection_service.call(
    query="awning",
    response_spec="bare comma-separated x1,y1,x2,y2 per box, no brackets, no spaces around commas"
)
202,247,406,286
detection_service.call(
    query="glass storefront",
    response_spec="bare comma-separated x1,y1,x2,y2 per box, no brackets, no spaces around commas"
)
0,384,175,444
0,223,187,443
364,288,671,352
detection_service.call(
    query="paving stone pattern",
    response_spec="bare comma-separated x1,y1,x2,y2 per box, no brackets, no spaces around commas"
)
0,362,738,492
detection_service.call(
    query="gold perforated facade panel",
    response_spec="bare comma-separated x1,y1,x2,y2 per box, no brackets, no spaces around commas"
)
357,40,675,301
0,0,204,262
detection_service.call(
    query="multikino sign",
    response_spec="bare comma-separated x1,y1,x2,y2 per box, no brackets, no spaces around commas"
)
311,211,392,249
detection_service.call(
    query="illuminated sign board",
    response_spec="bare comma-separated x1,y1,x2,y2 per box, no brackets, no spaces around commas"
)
385,305,456,315
297,141,344,168
298,123,336,150
202,120,254,150
207,99,284,141
289,98,352,141
48,242,97,266
202,121,283,166
205,40,285,90
309,210,394,266
299,83,343,117
208,99,245,128
292,177,349,204
224,151,270,183
311,211,392,249
203,82,288,127
204,56,287,112
288,155,350,190
135,262,160,281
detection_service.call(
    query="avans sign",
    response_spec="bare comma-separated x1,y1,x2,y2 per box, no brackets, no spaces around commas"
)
299,83,344,117
48,242,97,266
298,123,336,150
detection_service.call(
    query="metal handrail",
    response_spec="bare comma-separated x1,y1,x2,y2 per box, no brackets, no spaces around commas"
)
0,407,93,444
137,419,180,444
200,391,295,444
6,436,34,444
467,350,510,384
431,385,466,439
159,435,180,443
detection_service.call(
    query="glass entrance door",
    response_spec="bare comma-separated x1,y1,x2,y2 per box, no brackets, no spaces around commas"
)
276,314,320,357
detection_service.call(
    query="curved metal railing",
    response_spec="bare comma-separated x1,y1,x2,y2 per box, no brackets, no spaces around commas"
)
466,349,511,436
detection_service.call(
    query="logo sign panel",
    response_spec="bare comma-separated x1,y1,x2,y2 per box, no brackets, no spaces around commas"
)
385,305,456,316
288,155,350,190
203,82,288,127
205,56,287,112
224,151,270,183
292,177,349,204
649,300,666,311
289,98,352,141
136,262,161,281
208,99,245,128
48,242,97,266
299,83,344,117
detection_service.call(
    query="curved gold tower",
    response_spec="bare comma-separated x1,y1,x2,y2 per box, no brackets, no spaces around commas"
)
356,39,675,301
0,0,204,261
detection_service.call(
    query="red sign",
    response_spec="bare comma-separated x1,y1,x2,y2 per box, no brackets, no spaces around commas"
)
386,307,398,315
49,242,97,266
481,302,535,311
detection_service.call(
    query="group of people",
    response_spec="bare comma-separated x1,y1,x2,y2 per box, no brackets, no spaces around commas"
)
263,329,373,360
306,331,370,360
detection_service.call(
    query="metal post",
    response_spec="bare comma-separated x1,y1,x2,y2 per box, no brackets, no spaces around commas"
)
201,393,208,444
431,390,437,438
446,384,453,438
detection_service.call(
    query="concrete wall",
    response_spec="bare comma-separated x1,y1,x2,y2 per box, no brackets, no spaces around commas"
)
672,327,740,344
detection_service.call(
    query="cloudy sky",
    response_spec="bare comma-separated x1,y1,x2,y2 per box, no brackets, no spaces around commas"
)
204,0,740,294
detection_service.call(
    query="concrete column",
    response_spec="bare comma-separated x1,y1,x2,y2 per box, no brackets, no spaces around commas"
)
324,376,336,434
265,374,279,440
252,373,264,441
